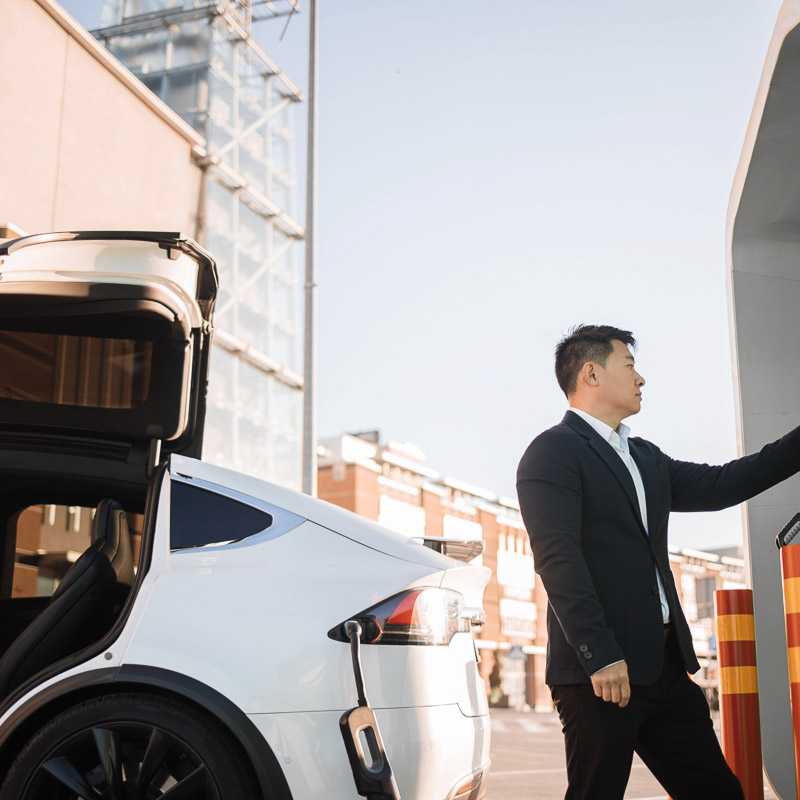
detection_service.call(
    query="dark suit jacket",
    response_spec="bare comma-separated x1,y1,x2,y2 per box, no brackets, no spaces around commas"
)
516,410,800,686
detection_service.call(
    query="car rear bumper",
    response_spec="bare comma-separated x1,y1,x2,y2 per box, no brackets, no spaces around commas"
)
249,703,491,800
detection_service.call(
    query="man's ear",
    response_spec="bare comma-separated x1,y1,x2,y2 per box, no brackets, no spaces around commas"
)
580,361,598,388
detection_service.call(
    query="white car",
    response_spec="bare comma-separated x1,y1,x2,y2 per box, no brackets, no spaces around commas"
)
0,232,491,800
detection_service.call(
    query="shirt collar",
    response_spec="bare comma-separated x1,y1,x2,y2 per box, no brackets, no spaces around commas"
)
568,406,631,451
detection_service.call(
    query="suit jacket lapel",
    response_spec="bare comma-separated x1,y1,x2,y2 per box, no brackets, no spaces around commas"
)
563,411,649,541
587,437,648,538
629,439,658,540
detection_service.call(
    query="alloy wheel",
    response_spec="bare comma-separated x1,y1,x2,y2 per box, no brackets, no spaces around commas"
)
21,721,221,800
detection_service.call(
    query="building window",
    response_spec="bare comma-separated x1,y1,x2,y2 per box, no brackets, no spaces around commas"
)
497,548,535,592
377,495,426,537
443,514,483,541
695,576,716,620
499,597,537,638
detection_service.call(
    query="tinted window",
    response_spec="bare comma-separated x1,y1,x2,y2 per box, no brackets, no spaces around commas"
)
0,331,153,409
170,481,271,550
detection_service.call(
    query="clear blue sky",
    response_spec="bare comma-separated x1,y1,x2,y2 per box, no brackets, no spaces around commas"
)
62,0,783,549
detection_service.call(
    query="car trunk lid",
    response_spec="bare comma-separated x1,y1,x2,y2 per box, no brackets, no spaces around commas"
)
0,231,217,492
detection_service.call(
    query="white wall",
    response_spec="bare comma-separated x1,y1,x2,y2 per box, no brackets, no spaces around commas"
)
0,0,203,235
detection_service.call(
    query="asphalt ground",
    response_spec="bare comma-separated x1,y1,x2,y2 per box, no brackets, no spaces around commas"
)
485,709,778,800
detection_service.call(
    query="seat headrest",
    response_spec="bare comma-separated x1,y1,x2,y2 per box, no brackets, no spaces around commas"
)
91,499,134,586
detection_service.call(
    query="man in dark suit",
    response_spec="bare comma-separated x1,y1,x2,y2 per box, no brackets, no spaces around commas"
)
517,324,800,800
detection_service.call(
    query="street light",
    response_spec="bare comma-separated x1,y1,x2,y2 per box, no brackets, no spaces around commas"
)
302,0,318,496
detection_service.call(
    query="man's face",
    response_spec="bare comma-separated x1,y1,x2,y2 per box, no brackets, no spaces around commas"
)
594,339,645,417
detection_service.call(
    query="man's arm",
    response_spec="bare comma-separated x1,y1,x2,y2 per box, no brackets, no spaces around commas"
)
516,437,625,677
665,424,800,512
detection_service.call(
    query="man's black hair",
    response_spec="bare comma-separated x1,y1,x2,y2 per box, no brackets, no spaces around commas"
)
554,324,636,398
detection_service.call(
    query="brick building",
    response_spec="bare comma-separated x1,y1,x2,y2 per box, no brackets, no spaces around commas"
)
318,430,746,712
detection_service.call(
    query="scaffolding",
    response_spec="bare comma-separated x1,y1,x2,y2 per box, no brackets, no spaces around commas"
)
94,0,304,489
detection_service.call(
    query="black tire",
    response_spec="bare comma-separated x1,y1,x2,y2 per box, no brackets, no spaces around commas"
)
0,692,258,799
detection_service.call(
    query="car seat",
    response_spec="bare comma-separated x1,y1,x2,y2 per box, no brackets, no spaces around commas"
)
0,499,134,697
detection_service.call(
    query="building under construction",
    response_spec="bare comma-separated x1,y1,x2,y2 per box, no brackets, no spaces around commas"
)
93,0,305,489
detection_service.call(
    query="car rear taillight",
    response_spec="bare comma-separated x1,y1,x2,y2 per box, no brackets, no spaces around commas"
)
328,587,471,646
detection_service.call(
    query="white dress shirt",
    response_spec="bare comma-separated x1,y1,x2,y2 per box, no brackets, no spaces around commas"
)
568,407,671,640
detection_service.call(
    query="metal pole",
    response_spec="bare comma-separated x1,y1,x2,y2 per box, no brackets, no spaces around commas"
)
301,0,318,496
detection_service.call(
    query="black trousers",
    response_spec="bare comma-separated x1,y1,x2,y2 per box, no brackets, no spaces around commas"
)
550,628,745,800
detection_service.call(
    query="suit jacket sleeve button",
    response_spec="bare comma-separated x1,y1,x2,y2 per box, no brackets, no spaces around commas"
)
579,644,588,652
583,651,592,659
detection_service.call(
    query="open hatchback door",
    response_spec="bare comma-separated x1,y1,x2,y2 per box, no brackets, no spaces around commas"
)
0,231,217,499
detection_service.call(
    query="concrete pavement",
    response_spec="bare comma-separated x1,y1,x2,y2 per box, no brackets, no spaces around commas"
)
485,708,777,800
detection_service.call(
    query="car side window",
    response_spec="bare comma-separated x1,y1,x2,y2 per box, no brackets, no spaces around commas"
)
170,480,272,550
